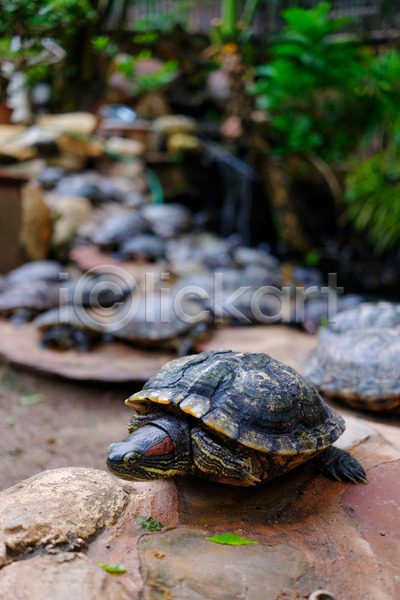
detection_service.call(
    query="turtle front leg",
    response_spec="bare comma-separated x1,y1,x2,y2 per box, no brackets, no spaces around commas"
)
191,427,263,486
314,446,368,484
127,412,166,432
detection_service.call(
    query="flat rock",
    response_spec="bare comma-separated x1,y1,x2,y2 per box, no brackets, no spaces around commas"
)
342,460,400,599
0,320,176,383
0,467,129,565
37,112,98,134
139,528,308,600
0,552,131,600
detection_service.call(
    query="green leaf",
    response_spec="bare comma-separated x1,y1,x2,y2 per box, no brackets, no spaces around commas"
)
135,515,164,531
97,562,127,574
206,534,258,546
19,393,45,405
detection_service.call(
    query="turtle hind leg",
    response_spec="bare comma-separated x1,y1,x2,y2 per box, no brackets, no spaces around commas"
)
314,446,368,484
191,427,263,486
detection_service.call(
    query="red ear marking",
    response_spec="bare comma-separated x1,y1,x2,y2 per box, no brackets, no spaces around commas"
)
145,436,175,456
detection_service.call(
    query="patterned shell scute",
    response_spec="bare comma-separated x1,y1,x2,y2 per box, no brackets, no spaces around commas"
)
304,328,400,407
128,350,344,455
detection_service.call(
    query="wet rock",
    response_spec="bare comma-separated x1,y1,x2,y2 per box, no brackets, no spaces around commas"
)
0,467,129,565
0,552,132,600
139,528,308,600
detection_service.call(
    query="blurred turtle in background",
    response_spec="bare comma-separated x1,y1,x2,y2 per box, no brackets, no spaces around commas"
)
90,210,146,250
172,269,281,326
140,203,192,239
304,328,400,412
117,234,166,262
112,292,211,355
34,305,105,353
297,292,364,334
0,280,64,323
7,260,65,285
318,301,400,340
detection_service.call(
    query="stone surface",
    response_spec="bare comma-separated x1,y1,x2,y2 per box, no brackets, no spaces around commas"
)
37,112,98,134
0,552,131,600
19,181,52,260
0,324,399,600
139,528,308,600
343,460,400,598
0,320,176,383
87,479,179,594
0,467,129,565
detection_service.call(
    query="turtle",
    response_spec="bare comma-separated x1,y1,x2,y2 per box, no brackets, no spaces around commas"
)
165,234,235,274
0,272,132,324
172,270,281,326
33,305,105,352
7,260,65,285
37,166,66,189
90,210,146,249
297,292,364,334
140,203,192,239
0,280,64,323
117,234,166,262
318,301,400,340
112,292,211,355
303,328,400,412
107,350,367,486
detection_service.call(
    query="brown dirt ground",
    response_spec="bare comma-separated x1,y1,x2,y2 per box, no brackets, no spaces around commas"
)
0,363,139,492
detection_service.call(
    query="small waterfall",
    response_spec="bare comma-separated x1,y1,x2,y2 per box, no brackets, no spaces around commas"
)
201,137,259,246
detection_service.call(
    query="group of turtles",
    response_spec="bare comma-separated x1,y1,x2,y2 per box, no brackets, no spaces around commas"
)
0,164,369,355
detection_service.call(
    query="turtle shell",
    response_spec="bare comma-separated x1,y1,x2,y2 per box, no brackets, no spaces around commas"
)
0,280,62,314
319,301,400,340
114,293,209,349
126,350,344,456
141,204,192,239
91,211,146,247
34,305,104,333
118,234,165,261
304,328,400,412
7,260,65,285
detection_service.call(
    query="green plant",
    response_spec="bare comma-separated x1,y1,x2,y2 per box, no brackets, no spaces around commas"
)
210,0,261,45
251,2,364,159
114,50,179,95
0,0,96,117
344,151,400,255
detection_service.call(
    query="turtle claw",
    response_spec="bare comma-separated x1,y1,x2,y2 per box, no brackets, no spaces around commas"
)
315,446,367,484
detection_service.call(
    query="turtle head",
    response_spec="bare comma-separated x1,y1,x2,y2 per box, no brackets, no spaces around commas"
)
107,416,191,481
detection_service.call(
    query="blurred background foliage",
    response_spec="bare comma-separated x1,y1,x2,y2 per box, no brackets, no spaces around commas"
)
1,0,400,259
